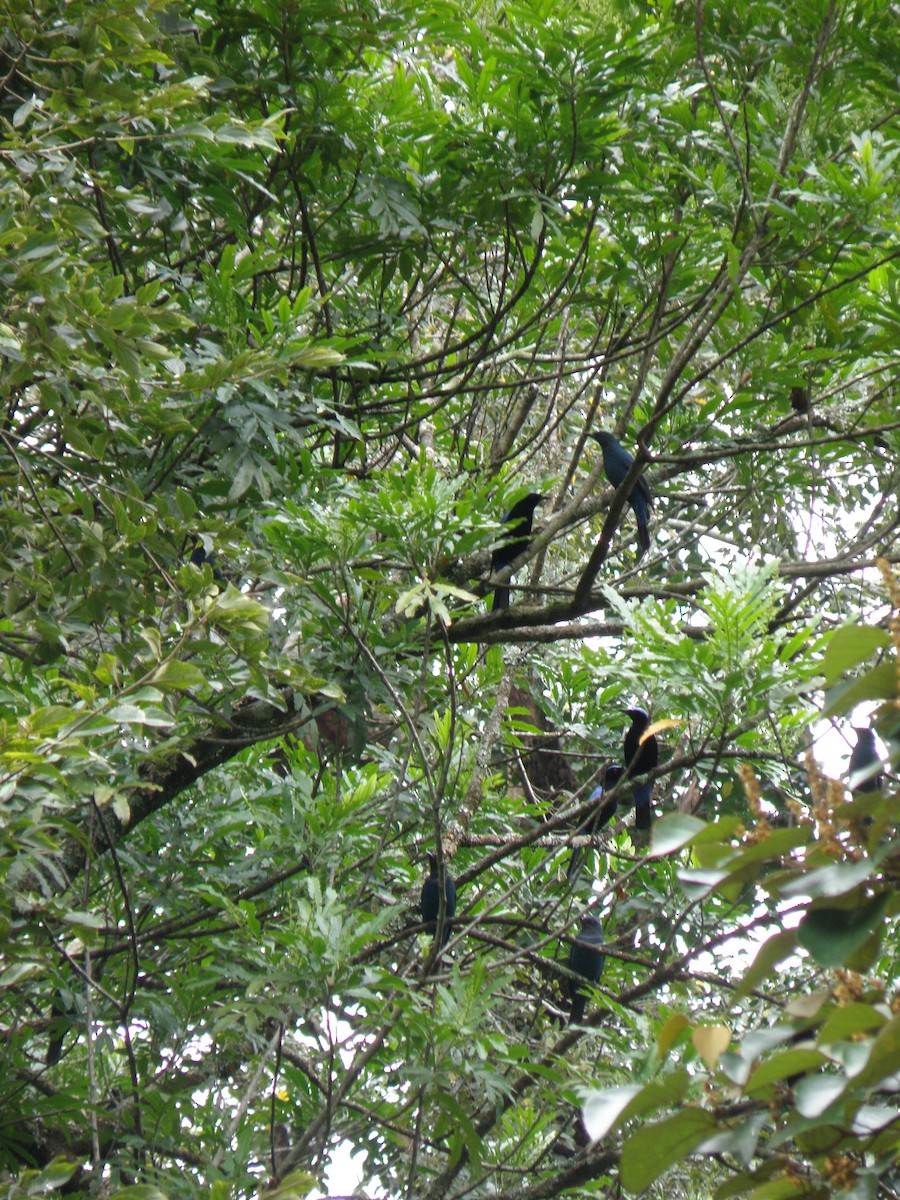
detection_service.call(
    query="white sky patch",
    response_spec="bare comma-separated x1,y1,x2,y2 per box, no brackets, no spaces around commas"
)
310,1143,374,1200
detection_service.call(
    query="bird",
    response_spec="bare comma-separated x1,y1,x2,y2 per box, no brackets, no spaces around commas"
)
789,385,810,414
567,764,625,880
490,492,545,609
848,727,883,796
623,707,659,832
190,540,224,583
567,913,606,1023
421,851,457,947
589,431,652,560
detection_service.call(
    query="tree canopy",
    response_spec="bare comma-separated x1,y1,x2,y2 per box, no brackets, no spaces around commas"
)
1,0,898,1197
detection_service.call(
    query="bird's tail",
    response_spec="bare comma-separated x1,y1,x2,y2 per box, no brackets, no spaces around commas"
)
629,491,651,561
567,844,584,881
630,500,649,561
635,516,650,560
569,991,586,1024
492,586,510,610
634,781,653,831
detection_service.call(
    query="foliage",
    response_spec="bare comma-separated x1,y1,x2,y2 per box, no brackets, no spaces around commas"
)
0,0,898,1197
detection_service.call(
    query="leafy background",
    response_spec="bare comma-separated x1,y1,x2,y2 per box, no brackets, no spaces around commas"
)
0,0,898,1197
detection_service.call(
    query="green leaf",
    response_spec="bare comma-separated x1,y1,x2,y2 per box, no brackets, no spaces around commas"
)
823,661,897,716
21,705,77,736
649,814,707,857
62,909,106,930
581,1084,643,1142
793,1073,846,1119
207,588,269,633
818,1003,887,1045
745,1049,825,1094
851,1105,900,1135
582,1072,690,1143
822,623,890,686
32,1161,83,1190
694,1110,768,1166
735,928,797,999
262,1171,317,1199
656,1012,691,1059
620,1108,718,1192
0,962,43,987
797,894,890,967
149,661,208,690
106,703,173,727
432,1090,483,1176
779,860,876,901
853,1015,900,1089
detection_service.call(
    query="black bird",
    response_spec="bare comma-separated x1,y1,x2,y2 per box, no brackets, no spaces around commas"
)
190,540,224,583
789,385,811,414
590,431,652,560
567,764,625,880
490,492,544,609
421,852,457,947
623,707,659,831
567,913,606,1024
848,727,883,796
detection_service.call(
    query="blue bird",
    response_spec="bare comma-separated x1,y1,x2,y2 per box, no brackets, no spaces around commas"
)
590,431,652,560
567,764,625,880
490,492,545,609
567,913,606,1024
624,707,658,832
421,852,456,947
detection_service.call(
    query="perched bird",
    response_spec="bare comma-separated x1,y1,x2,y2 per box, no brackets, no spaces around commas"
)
848,727,883,796
490,492,545,609
567,764,625,880
190,540,224,583
567,913,606,1023
623,707,659,832
789,385,811,414
421,852,457,947
590,431,652,560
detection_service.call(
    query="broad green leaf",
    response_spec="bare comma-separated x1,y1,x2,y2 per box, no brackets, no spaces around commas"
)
818,1003,887,1045
656,1012,691,1059
778,860,877,901
823,661,897,716
581,1085,643,1142
649,814,706,857
582,1072,690,1144
854,1016,900,1089
793,1073,846,1119
784,991,832,1020
694,1110,768,1166
0,962,44,987
797,894,890,967
620,1109,718,1192
735,929,798,999
822,624,890,686
149,661,208,690
745,1049,825,1094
